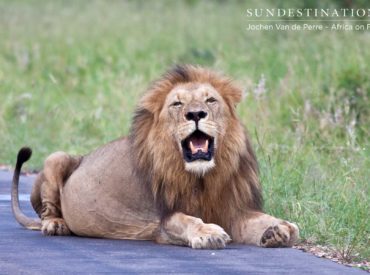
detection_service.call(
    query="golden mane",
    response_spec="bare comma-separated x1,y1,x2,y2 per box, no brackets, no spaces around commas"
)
129,65,262,232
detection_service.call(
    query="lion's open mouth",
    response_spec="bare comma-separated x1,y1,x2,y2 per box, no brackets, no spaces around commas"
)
181,130,214,162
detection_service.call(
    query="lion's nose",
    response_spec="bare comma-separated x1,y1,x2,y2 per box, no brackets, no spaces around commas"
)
185,111,208,122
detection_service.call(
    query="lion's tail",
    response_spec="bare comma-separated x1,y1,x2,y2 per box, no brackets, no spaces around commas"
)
11,147,42,230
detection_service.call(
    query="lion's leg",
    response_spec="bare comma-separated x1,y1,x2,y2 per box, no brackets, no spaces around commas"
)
30,173,43,217
231,212,299,248
40,152,81,236
156,212,231,249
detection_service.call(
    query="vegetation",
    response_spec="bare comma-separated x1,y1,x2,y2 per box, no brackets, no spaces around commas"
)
0,0,368,264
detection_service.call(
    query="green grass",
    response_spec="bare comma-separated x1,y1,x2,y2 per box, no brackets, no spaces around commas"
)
0,0,369,262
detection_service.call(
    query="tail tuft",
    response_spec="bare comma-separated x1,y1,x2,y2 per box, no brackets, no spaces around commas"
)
16,147,32,169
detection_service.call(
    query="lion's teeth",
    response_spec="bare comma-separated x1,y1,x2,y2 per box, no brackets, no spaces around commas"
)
189,141,197,154
203,139,209,153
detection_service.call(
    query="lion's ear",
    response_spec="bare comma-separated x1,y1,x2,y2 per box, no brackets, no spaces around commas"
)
139,89,168,116
139,68,183,116
209,73,242,108
224,86,242,106
218,82,243,112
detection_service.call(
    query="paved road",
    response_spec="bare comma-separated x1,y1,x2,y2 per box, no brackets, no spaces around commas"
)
0,171,365,274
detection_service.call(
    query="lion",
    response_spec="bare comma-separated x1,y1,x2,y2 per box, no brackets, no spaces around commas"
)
12,65,299,249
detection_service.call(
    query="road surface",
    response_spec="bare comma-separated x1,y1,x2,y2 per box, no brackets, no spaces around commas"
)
0,170,365,274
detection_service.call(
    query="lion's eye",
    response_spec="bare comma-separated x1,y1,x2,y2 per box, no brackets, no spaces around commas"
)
172,101,183,107
206,97,217,104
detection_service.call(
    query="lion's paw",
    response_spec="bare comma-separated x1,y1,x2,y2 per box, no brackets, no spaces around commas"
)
189,223,231,249
42,218,71,236
260,221,299,248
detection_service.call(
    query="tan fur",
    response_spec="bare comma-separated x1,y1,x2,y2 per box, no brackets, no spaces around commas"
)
12,65,299,249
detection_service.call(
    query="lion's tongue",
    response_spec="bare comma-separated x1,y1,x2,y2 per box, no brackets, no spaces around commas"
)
189,138,209,154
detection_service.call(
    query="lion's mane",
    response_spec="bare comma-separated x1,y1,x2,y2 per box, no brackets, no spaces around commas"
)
129,65,262,232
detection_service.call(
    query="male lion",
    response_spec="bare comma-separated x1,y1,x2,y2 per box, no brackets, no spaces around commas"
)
12,65,299,249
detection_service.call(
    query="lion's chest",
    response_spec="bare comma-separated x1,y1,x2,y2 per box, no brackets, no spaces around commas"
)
174,183,225,226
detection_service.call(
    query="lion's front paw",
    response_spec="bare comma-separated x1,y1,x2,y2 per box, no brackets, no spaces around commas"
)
260,221,299,248
42,218,71,236
189,223,231,249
